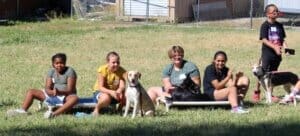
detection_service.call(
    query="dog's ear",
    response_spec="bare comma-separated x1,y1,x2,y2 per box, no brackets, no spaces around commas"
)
126,72,130,80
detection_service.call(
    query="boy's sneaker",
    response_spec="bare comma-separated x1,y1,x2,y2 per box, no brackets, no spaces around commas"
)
75,112,92,118
44,110,54,119
279,95,294,105
252,90,261,103
231,107,249,114
6,109,28,117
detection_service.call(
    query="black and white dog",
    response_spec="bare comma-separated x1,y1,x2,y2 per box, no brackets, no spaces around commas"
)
252,64,299,103
123,71,155,118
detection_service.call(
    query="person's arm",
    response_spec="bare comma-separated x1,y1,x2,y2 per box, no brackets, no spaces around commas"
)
115,71,127,102
262,38,282,55
117,71,127,93
162,64,175,93
56,77,77,95
45,77,56,96
188,63,201,87
97,73,114,95
283,41,288,48
116,77,126,94
232,71,244,86
162,77,175,93
282,23,287,49
211,69,232,90
191,76,201,87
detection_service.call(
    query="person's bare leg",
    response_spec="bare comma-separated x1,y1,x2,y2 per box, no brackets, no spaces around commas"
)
52,95,78,116
22,89,46,111
147,87,168,104
237,76,250,102
92,93,112,116
214,87,238,108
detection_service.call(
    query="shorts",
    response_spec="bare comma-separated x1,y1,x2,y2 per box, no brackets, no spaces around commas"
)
204,89,229,101
93,91,119,105
204,89,215,100
42,90,76,106
261,57,281,72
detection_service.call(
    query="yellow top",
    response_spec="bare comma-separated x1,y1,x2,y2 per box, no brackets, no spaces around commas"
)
93,64,126,92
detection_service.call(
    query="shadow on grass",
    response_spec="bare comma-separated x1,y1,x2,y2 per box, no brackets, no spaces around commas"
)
165,100,267,112
2,119,300,136
0,99,17,108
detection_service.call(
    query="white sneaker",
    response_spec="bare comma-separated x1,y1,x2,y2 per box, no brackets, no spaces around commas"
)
231,107,249,114
6,109,28,117
279,95,294,105
144,110,154,116
44,110,54,119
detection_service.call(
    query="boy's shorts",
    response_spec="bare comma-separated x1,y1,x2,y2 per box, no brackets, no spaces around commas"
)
93,91,119,105
42,90,76,106
261,57,281,72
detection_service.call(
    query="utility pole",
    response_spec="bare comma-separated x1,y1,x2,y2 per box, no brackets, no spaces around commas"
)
146,0,149,23
250,0,253,29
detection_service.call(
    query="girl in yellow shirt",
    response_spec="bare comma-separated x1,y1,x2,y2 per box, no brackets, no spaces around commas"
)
92,51,127,116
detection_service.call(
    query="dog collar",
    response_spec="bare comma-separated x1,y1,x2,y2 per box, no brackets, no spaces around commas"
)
129,83,139,87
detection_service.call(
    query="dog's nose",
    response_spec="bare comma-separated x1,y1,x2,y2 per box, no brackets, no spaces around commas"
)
253,72,258,76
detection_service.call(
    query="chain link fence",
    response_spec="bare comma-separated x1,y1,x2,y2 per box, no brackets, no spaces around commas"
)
72,0,116,20
70,0,266,23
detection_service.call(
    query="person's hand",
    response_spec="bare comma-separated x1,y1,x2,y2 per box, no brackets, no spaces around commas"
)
110,91,120,101
53,88,57,96
164,85,175,94
235,71,244,79
46,88,57,96
227,69,233,79
116,89,124,101
118,92,124,103
273,45,282,55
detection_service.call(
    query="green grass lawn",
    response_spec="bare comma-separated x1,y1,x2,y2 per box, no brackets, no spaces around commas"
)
1,19,300,136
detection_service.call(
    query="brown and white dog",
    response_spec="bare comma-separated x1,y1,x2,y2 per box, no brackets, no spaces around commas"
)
252,64,299,103
123,70,155,118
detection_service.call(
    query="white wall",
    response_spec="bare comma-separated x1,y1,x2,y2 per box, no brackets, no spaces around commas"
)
124,0,168,16
265,0,300,14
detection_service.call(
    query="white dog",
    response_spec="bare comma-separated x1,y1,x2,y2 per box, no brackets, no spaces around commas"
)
123,71,155,118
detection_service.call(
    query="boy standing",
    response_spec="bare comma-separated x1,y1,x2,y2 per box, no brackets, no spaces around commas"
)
252,4,288,103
